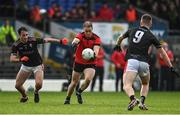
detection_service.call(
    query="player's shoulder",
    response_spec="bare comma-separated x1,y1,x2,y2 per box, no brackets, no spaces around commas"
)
77,32,84,36
92,33,100,39
125,27,137,34
12,39,21,47
76,32,84,39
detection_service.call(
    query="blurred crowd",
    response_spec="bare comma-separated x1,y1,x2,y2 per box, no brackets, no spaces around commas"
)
1,0,179,29
130,0,180,30
14,0,138,29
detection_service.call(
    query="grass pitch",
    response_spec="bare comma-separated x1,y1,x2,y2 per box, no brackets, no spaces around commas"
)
0,91,180,114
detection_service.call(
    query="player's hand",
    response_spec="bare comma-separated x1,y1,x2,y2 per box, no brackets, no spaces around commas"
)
60,38,68,45
114,45,121,51
20,56,29,62
170,67,180,77
89,52,96,61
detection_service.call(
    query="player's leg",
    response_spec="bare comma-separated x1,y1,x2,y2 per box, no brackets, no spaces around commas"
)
123,71,139,110
139,74,150,110
64,70,81,104
79,68,95,92
33,65,44,103
15,66,31,102
76,67,95,104
123,59,139,110
138,61,150,110
90,70,97,92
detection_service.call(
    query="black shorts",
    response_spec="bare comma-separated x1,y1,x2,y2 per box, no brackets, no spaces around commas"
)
73,62,96,73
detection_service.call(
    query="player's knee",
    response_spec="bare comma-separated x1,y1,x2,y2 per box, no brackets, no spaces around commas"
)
15,84,21,89
142,81,149,85
71,81,78,87
123,84,130,91
36,82,42,89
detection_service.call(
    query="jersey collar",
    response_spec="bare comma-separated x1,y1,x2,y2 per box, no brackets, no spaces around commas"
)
140,26,149,30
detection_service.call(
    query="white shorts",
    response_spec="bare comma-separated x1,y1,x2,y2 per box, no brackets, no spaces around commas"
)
20,64,44,73
125,59,150,77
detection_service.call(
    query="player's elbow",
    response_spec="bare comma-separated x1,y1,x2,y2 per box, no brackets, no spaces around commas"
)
10,56,18,62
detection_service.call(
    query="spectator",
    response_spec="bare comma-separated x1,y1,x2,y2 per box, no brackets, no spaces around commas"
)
88,11,100,21
91,48,105,92
98,3,113,21
30,5,42,27
77,8,86,20
69,7,79,19
61,11,71,21
125,4,137,23
48,3,62,19
113,4,124,20
157,41,174,91
0,20,17,46
111,44,127,92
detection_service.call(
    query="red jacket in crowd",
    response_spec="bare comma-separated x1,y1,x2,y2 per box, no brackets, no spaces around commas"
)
111,50,126,69
158,50,174,67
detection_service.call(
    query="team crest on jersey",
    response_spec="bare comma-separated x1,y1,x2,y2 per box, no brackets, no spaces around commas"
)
29,43,32,47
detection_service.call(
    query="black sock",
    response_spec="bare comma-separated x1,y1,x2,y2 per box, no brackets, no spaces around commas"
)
66,96,71,100
130,95,135,101
78,88,83,93
140,96,146,104
34,90,38,94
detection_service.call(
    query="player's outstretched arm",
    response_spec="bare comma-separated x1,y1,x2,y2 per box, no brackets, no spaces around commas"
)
71,38,80,53
114,35,126,51
116,35,126,46
158,47,180,77
44,37,68,45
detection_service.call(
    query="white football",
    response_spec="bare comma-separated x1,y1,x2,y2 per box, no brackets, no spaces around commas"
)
82,48,94,60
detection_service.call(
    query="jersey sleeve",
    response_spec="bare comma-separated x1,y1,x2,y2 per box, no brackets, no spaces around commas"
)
36,38,45,44
11,45,18,56
94,37,101,46
151,34,161,49
29,37,45,44
75,33,83,41
123,29,131,38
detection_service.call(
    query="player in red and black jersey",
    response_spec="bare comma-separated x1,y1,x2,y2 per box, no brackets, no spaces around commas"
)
64,21,101,104
10,27,68,103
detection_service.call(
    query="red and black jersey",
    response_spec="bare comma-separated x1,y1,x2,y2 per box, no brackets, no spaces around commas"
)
11,37,45,67
75,32,101,64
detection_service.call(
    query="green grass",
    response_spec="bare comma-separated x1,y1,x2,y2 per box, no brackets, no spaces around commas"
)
0,91,180,114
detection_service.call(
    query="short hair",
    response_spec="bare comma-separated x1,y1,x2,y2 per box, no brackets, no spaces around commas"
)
83,21,93,28
18,27,28,35
141,14,152,24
